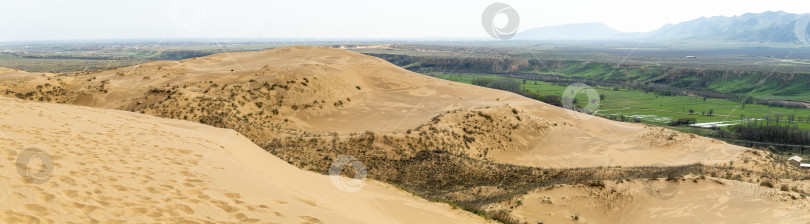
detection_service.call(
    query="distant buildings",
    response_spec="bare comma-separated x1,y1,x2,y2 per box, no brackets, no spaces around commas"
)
685,56,697,59
789,156,802,166
788,156,810,168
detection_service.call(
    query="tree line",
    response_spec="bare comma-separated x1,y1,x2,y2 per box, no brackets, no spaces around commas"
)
727,119,810,146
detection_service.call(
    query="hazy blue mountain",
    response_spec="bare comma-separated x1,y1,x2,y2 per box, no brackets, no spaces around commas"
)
516,22,622,40
645,11,804,42
518,11,810,44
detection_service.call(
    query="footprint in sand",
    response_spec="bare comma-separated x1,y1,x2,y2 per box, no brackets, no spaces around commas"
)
145,187,159,194
73,202,101,213
22,204,49,216
111,185,128,192
174,204,194,214
230,212,251,221
146,210,163,218
37,192,56,202
224,192,241,199
216,203,239,213
57,176,77,186
2,210,45,223
61,190,78,198
196,193,211,200
299,216,323,224
125,207,149,215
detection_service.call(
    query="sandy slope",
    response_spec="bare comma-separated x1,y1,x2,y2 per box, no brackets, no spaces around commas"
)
0,68,45,82
487,177,810,224
0,46,746,168
0,97,491,223
492,123,744,168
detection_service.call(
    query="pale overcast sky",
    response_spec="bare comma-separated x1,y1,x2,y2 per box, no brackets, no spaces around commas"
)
1,0,809,41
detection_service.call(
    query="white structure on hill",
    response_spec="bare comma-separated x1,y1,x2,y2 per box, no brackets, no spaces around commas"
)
788,156,810,168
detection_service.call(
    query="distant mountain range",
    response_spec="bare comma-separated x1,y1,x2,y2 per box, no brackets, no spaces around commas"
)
517,11,810,43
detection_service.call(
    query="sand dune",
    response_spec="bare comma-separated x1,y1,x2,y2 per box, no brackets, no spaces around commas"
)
486,177,810,224
0,46,803,223
0,97,491,223
0,46,746,168
0,68,45,82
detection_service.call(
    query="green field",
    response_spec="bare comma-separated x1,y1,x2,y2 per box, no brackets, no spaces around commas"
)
0,54,145,73
520,62,810,102
432,73,810,130
364,44,810,102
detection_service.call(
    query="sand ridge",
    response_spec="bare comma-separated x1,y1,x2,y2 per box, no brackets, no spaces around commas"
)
0,97,491,223
0,46,746,168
